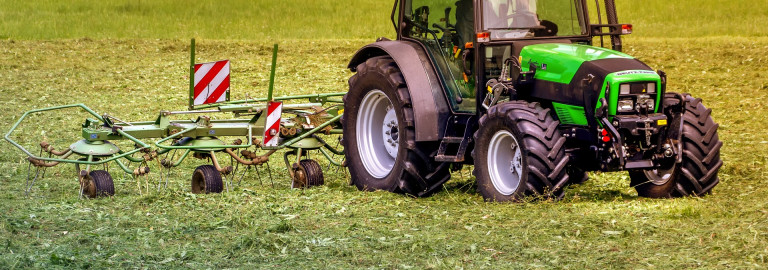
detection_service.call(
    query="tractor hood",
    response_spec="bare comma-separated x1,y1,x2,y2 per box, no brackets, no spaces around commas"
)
520,43,646,85
519,43,656,109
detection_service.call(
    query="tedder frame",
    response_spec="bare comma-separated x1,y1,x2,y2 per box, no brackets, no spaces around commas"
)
5,40,346,198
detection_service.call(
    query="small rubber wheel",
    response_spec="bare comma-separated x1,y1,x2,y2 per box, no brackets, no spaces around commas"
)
292,159,325,188
191,165,223,194
84,170,115,198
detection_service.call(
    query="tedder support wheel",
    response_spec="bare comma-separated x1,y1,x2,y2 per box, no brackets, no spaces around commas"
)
191,165,223,194
83,170,115,198
631,93,723,198
292,159,325,188
472,101,570,202
343,56,450,196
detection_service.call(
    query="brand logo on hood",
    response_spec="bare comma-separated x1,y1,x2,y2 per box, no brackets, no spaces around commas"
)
615,70,656,76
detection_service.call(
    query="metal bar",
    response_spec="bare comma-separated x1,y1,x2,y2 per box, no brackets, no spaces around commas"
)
117,150,145,162
113,157,135,175
189,38,196,110
318,147,343,166
153,125,254,150
168,109,220,115
114,128,149,148
4,104,149,165
267,44,278,101
192,92,346,110
172,149,192,167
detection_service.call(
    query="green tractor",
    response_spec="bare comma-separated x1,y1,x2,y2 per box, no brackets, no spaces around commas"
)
342,0,722,201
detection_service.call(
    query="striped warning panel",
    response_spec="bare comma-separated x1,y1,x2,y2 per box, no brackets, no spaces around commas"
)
263,101,283,147
193,60,230,106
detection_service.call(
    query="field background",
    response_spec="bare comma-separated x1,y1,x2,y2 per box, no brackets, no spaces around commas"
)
1,0,768,268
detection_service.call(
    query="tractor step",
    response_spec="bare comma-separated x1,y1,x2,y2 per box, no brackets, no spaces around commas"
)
434,115,475,163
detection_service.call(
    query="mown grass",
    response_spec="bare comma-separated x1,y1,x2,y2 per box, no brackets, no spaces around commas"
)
1,0,767,40
1,0,768,268
1,37,767,268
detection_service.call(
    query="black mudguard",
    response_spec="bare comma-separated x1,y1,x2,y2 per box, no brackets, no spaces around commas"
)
348,40,450,142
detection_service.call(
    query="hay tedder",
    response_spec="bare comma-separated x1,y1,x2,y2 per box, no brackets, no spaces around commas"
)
5,40,346,198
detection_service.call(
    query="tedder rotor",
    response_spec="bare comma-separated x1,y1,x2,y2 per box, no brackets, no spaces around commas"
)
5,40,346,198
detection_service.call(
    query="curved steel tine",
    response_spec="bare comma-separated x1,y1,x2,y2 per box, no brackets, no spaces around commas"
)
265,162,274,188
255,165,263,185
26,166,41,197
237,165,249,186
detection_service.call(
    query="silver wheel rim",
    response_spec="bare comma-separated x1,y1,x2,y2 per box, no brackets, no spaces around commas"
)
356,90,398,178
644,164,676,184
487,130,523,196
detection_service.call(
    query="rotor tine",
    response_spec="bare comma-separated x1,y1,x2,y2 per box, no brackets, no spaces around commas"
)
41,152,52,179
237,165,248,186
254,165,263,186
25,160,33,195
265,162,274,188
26,166,42,197
79,174,85,199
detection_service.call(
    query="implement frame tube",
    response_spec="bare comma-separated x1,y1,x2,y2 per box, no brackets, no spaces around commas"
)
5,104,150,165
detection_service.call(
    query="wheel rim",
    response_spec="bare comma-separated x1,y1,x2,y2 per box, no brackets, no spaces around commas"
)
643,163,677,185
487,130,523,196
356,90,398,178
192,171,204,193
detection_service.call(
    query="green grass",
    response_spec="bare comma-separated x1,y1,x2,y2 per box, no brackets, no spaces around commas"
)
1,0,767,40
1,37,767,268
1,0,768,268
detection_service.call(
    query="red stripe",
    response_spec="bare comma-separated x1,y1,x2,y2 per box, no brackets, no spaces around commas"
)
203,74,230,104
193,61,228,98
194,63,201,73
267,101,282,113
264,121,281,144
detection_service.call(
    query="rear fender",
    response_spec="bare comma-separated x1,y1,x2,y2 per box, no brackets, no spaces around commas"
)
348,41,449,142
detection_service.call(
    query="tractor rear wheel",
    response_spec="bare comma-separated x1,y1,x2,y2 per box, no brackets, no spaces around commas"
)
191,165,223,194
631,93,722,198
343,56,450,196
472,101,570,202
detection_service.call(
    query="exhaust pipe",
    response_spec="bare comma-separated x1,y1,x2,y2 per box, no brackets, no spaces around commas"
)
603,0,622,51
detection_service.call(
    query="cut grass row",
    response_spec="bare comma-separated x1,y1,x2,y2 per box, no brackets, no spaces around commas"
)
0,37,767,268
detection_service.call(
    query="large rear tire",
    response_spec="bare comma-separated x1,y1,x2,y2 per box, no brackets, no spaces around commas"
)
472,101,570,202
632,93,723,197
343,56,450,196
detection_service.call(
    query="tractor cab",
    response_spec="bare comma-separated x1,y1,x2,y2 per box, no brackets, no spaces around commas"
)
399,0,592,114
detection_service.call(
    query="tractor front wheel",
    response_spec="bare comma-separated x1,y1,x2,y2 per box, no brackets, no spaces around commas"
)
631,93,723,198
472,101,570,202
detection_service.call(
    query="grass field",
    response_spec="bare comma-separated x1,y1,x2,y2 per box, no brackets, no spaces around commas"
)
1,0,768,268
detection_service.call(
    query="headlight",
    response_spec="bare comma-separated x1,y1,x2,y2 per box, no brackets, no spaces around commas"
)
646,83,656,94
620,84,631,95
619,82,657,94
637,94,655,110
618,98,634,112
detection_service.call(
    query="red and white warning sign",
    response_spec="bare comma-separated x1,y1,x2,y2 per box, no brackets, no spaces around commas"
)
263,101,283,147
193,60,230,106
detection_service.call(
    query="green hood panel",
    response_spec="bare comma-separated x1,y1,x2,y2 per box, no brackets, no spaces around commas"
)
521,43,634,84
